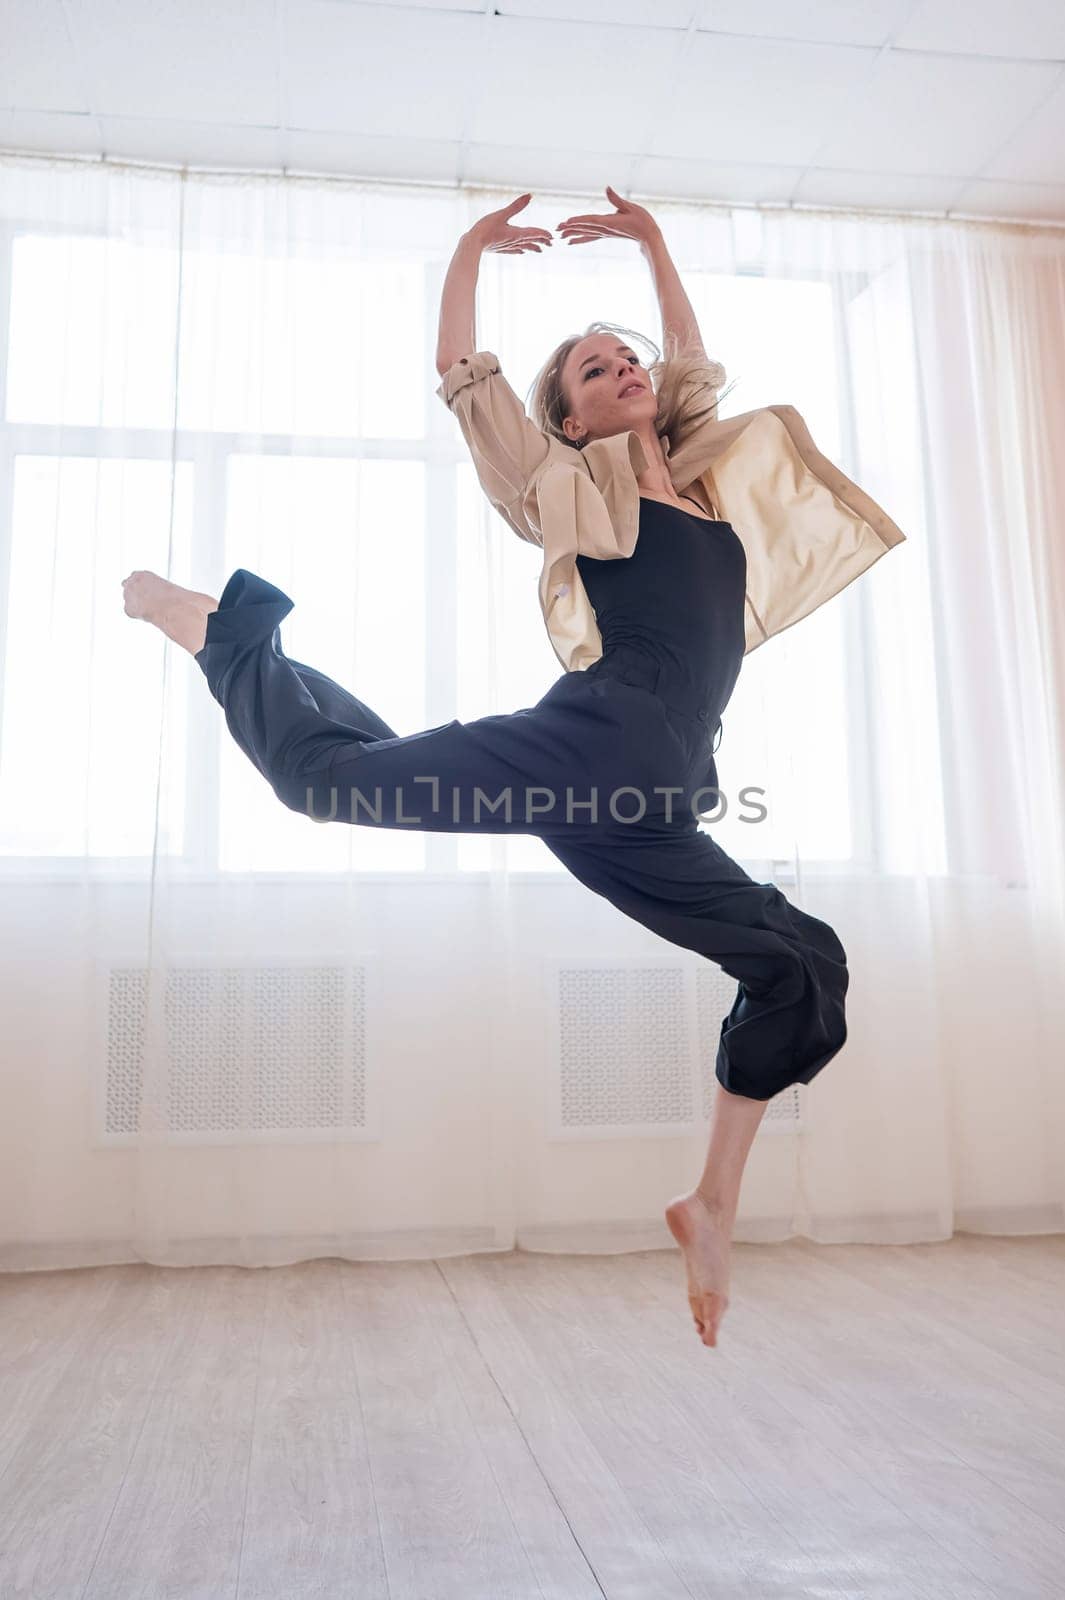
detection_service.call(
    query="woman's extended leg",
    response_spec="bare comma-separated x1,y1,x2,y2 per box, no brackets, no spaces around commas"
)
123,566,679,834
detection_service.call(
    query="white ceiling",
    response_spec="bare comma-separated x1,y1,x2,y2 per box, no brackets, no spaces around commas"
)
2,0,1065,223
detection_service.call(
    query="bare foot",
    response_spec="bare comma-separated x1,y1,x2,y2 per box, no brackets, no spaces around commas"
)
122,570,218,655
664,1190,732,1348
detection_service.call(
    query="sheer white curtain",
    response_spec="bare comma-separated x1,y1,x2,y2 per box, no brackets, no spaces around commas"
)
0,151,1062,1271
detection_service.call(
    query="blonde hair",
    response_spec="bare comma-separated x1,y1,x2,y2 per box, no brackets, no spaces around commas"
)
525,319,734,456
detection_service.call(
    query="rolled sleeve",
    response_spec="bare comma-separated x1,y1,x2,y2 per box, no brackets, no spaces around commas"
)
435,350,504,406
436,351,552,543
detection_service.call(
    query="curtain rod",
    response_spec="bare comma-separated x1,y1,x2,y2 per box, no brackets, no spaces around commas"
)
2,142,1064,240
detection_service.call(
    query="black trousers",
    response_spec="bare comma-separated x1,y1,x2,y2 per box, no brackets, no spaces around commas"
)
194,569,849,1101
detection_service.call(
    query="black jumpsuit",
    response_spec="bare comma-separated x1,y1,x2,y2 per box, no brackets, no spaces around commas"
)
193,495,848,1101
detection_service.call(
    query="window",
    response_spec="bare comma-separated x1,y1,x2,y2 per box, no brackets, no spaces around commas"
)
0,223,868,877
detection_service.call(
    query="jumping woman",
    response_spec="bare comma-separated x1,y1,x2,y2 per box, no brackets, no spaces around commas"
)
122,186,905,1349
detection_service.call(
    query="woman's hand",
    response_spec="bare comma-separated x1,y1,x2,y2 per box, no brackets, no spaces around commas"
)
467,194,554,256
555,185,662,249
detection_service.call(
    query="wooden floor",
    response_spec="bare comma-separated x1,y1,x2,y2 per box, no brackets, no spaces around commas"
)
1,1234,1063,1599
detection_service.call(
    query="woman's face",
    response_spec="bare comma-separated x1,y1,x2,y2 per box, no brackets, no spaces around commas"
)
559,336,657,447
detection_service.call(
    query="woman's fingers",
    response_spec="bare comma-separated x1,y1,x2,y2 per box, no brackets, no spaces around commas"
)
487,216,556,254
504,226,552,241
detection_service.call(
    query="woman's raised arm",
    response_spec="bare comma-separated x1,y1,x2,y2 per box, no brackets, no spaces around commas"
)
435,232,481,377
435,197,556,546
640,226,708,361
436,195,553,375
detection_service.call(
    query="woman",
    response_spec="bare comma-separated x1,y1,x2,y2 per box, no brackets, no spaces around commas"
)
122,188,904,1350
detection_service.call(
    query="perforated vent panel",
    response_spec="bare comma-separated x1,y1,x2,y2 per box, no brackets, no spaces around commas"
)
554,963,693,1131
103,965,369,1140
549,957,801,1137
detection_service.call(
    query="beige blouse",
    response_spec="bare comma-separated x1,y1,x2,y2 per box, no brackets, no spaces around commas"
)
436,350,906,673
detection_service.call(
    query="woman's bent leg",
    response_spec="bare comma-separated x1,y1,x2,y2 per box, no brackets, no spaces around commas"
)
542,819,849,1101
541,817,848,1349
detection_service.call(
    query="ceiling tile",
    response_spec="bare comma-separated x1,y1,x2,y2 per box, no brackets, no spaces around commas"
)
696,0,913,49
283,128,461,183
812,49,1059,175
629,155,800,204
1,108,102,157
895,0,1065,60
334,0,486,8
983,77,1065,183
950,177,1065,221
285,1,485,143
497,0,697,25
68,0,279,125
650,33,874,168
463,144,626,196
468,15,681,154
0,0,88,110
96,117,284,171
793,167,968,210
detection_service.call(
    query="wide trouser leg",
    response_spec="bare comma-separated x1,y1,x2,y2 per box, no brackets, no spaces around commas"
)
542,821,849,1101
194,568,667,834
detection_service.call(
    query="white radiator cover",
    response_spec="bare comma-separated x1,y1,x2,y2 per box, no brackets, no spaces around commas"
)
96,958,376,1144
544,955,803,1139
